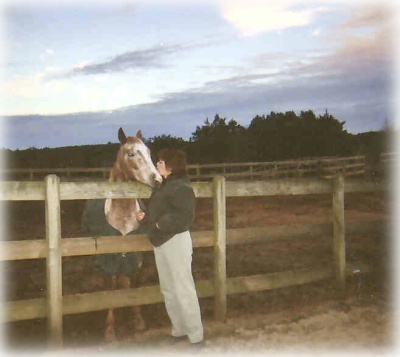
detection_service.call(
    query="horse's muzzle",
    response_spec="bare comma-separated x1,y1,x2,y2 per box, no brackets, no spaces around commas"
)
151,173,163,187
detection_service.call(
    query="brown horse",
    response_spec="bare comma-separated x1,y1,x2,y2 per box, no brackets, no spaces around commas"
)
82,128,162,342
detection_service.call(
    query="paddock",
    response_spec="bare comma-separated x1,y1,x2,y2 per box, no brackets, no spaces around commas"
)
0,174,391,351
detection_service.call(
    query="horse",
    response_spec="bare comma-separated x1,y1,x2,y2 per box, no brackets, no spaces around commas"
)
81,128,162,342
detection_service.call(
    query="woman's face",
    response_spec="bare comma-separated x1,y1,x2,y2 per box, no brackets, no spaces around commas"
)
156,159,172,178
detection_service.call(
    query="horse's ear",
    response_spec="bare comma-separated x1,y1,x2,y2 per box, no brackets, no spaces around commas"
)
136,130,143,140
118,127,127,144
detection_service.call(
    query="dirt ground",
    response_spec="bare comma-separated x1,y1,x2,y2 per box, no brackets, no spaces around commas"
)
2,189,394,354
77,296,391,355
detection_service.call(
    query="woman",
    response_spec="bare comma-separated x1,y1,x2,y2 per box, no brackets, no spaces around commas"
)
137,148,204,346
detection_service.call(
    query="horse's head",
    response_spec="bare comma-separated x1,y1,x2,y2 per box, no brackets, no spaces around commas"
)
114,128,162,187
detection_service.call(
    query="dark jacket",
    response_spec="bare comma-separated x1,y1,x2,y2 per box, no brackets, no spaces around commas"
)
145,175,195,247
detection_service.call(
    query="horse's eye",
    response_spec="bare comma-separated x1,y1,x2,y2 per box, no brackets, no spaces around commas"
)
127,152,134,158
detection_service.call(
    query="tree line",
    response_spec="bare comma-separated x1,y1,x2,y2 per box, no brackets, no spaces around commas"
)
3,110,390,169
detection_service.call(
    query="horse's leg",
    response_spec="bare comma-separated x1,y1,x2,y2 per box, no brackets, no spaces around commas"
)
104,275,117,342
118,274,146,332
132,305,146,332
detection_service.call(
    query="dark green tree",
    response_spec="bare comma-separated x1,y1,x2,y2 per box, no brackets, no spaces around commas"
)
247,110,353,161
190,114,246,163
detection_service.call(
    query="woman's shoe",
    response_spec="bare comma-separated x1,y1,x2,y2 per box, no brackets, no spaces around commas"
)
190,340,205,349
170,335,187,343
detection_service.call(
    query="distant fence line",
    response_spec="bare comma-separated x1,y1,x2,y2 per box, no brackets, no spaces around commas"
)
0,174,387,348
1,153,395,181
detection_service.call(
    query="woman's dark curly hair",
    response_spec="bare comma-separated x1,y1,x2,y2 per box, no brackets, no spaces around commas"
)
158,148,188,177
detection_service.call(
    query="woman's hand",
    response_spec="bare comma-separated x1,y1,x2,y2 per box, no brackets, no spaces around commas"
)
136,210,146,222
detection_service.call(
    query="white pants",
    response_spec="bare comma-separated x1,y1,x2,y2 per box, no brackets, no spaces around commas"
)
154,231,203,343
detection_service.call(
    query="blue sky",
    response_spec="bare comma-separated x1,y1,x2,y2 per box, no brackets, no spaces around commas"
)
1,0,396,149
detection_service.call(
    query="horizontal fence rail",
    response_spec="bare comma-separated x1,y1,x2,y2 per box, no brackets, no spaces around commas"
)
0,177,382,202
0,220,386,262
0,175,386,348
1,153,395,181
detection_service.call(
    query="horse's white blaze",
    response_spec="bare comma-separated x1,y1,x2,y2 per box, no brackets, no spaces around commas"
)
123,140,162,187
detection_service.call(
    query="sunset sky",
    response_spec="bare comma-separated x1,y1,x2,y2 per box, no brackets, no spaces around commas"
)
1,0,396,149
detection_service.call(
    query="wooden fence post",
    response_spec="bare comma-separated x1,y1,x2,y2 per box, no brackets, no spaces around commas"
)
45,175,63,348
332,173,346,291
213,176,227,321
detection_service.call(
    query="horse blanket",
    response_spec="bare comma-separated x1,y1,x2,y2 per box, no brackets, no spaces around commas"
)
81,199,145,276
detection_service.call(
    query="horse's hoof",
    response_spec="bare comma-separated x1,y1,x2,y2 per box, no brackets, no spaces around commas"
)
133,320,146,332
104,328,116,342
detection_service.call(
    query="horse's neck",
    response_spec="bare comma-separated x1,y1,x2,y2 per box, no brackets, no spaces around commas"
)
110,163,128,182
105,166,140,236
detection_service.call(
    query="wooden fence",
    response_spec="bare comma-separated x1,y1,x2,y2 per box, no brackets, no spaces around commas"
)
1,153,394,181
0,175,385,348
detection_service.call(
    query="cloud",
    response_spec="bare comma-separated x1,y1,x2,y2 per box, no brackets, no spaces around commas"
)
311,29,321,37
341,4,393,29
67,43,193,77
6,30,390,150
39,48,55,61
220,0,330,36
4,2,392,149
320,4,393,75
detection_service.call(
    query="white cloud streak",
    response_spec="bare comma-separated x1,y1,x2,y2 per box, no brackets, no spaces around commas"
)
220,0,331,36
66,43,197,77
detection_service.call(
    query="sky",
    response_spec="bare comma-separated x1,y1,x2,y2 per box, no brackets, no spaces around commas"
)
0,0,397,150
